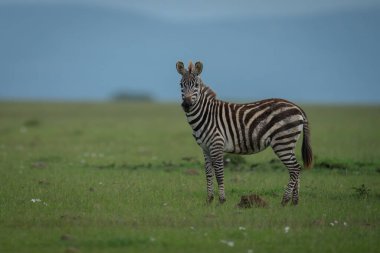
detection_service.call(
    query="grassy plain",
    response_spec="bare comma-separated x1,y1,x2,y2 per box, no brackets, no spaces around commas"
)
0,102,379,253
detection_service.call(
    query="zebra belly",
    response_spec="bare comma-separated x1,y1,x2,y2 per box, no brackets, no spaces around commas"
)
223,133,271,154
224,143,270,155
223,140,235,153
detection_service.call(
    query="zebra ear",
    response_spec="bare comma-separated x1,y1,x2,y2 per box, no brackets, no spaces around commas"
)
194,61,203,76
176,61,186,75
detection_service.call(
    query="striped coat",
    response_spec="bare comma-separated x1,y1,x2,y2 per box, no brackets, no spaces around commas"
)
176,61,313,205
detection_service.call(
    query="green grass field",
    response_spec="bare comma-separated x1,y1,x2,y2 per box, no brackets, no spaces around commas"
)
0,102,379,253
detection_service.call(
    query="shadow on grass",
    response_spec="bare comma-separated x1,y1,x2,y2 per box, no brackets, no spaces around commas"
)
87,154,378,174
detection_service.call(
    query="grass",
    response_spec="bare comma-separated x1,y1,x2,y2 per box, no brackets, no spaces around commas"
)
0,101,379,253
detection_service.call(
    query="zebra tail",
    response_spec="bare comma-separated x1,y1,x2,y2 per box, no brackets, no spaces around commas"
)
301,119,313,169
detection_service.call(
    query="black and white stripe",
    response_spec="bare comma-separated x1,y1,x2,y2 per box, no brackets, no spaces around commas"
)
176,61,313,205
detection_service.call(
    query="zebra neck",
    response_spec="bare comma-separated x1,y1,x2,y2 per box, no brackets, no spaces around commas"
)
201,84,217,99
185,86,217,129
186,85,216,112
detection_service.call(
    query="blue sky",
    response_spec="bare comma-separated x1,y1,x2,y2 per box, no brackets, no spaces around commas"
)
1,0,380,103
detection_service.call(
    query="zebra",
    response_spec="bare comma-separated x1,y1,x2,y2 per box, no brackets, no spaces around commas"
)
176,61,313,206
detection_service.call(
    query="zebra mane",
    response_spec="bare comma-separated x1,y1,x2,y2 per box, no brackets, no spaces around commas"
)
201,84,217,99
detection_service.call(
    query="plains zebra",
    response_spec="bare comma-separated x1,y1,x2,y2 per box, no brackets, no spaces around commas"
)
176,61,313,206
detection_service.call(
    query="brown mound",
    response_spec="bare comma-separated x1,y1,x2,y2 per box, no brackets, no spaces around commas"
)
184,168,199,175
237,194,268,208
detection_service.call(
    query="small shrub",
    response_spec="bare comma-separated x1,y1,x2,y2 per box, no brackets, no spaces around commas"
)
353,184,371,199
24,119,40,127
316,161,347,170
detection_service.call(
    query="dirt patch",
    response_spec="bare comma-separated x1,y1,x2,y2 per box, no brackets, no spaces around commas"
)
61,234,75,241
184,168,199,175
237,194,268,208
65,247,80,253
181,156,199,163
31,161,48,169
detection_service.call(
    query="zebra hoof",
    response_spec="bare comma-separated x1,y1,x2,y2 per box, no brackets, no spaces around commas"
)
219,198,226,204
206,196,214,204
291,199,299,205
281,197,290,206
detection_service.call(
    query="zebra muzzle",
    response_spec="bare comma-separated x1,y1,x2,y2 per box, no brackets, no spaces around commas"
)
181,97,192,112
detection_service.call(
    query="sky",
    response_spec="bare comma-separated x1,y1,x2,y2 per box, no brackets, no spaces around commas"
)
1,0,380,103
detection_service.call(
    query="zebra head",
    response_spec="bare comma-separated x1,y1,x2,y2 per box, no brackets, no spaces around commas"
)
176,61,203,113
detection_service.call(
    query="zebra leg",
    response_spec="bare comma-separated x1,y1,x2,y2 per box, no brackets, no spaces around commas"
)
292,178,300,205
281,155,301,206
273,150,301,206
203,152,214,203
271,130,302,206
210,150,226,204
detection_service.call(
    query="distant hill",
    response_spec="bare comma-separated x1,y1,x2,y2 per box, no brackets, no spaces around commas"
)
111,91,153,102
